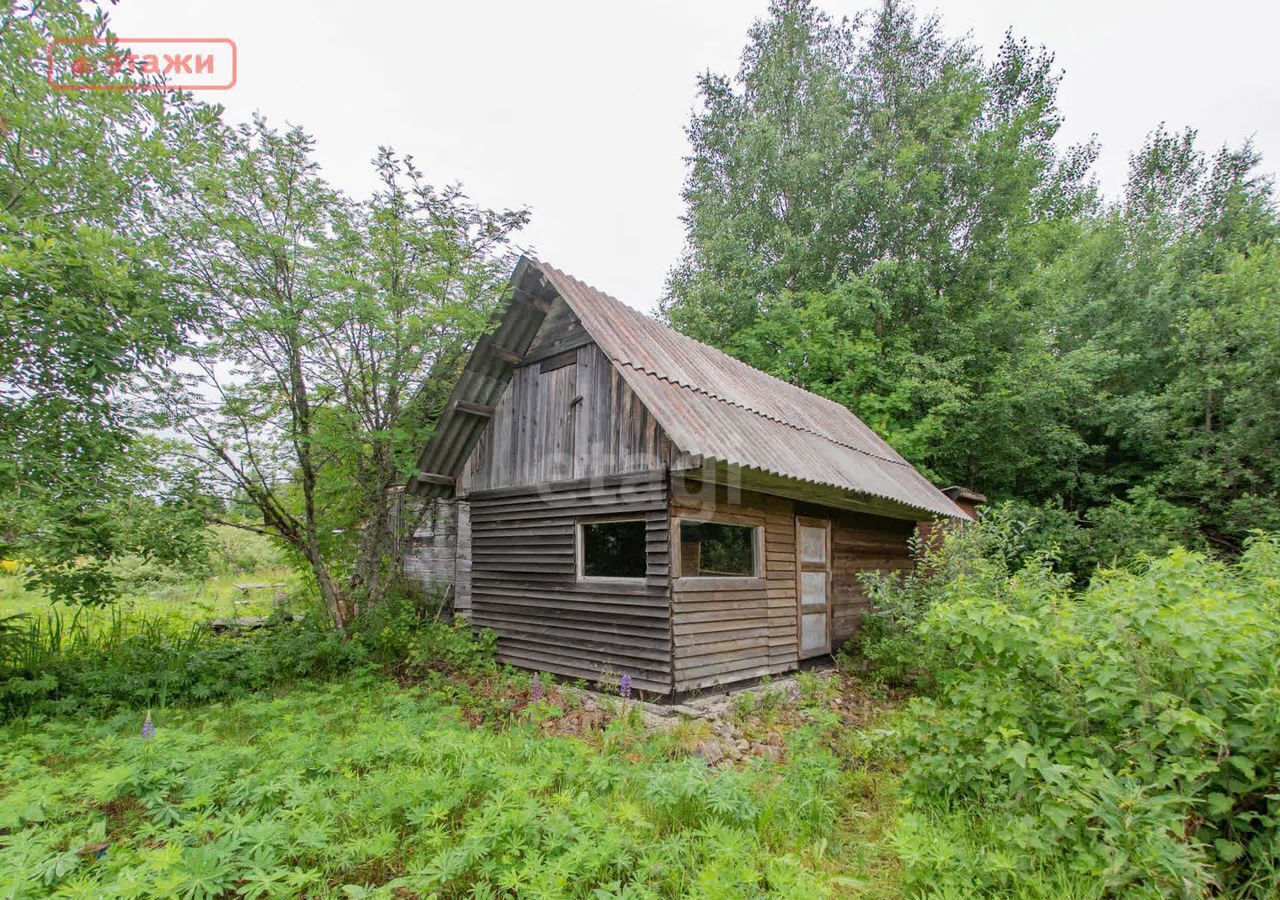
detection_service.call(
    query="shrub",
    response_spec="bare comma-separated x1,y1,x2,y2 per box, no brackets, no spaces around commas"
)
893,531,1280,896
0,584,502,722
844,504,1056,686
207,524,284,576
104,553,198,592
0,607,369,720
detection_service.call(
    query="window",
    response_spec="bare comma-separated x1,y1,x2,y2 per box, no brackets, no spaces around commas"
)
578,519,647,579
679,519,758,577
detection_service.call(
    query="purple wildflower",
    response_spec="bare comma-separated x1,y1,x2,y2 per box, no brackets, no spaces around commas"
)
141,711,155,741
619,672,632,701
531,672,542,703
787,682,801,702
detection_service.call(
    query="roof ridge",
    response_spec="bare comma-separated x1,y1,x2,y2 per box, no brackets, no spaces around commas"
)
534,260,867,413
613,359,912,469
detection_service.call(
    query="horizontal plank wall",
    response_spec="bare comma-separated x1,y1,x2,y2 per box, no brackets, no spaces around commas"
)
670,476,798,692
458,340,677,493
829,511,915,646
468,470,672,693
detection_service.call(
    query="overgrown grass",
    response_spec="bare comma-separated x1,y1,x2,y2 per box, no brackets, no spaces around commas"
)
0,525,297,625
0,572,904,896
0,669,903,897
0,568,300,624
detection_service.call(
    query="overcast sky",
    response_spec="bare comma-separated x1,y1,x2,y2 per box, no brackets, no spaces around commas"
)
112,0,1280,314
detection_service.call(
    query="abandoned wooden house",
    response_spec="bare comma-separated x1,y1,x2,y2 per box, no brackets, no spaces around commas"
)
404,257,968,696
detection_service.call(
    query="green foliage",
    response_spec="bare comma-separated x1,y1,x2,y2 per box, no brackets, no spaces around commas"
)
0,605,362,721
206,526,284,578
0,675,883,896
0,580,509,722
166,117,528,628
846,505,1056,685
885,527,1280,896
665,0,1280,567
0,2,219,605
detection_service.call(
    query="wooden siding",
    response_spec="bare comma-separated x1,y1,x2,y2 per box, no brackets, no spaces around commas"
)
670,477,798,692
401,498,457,594
454,501,472,615
468,471,672,692
458,339,677,494
829,511,915,646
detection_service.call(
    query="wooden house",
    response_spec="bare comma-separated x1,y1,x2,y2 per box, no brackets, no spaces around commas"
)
404,258,967,696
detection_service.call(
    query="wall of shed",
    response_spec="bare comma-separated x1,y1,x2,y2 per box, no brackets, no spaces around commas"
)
828,511,915,646
468,471,673,693
401,498,455,594
670,477,799,692
671,476,919,692
457,341,677,493
400,498,472,614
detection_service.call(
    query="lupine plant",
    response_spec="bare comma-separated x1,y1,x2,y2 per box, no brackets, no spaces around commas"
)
0,677,889,897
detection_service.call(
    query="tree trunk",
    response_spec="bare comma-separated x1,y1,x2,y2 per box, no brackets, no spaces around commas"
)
314,561,354,631
347,444,414,615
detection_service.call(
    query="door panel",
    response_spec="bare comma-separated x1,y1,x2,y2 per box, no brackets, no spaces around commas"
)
801,612,828,653
796,519,831,658
799,525,827,564
800,571,827,607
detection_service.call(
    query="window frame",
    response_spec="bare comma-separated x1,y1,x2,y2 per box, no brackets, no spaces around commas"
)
672,515,765,584
575,516,649,583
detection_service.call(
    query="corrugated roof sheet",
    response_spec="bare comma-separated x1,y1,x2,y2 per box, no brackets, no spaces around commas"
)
534,261,966,520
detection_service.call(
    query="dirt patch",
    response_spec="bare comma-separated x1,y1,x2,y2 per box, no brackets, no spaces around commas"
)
392,659,899,768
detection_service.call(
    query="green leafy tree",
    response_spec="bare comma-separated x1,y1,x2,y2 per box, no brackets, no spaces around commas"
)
170,119,526,628
0,1,218,603
663,0,1092,477
665,0,1280,568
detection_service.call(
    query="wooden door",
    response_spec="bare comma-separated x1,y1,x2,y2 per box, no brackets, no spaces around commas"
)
796,517,831,658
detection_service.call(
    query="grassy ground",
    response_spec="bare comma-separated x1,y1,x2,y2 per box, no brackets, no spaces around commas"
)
0,551,907,897
0,668,904,898
0,568,301,627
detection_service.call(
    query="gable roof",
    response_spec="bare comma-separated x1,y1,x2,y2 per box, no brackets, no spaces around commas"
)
408,257,967,520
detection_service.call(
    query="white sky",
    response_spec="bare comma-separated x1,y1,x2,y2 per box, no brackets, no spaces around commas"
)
112,0,1280,314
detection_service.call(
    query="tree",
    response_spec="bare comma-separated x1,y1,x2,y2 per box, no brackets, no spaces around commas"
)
0,1,219,603
663,0,1280,569
663,0,1089,473
170,119,526,629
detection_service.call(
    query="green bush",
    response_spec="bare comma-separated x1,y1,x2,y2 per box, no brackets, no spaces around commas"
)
0,606,366,720
844,505,1056,686
892,530,1280,896
207,524,284,576
0,586,501,722
104,553,200,592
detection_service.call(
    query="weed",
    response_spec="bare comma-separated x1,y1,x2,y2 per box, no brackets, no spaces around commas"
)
0,676,884,897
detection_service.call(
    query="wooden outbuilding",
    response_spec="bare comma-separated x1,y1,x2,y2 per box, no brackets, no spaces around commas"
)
405,258,968,696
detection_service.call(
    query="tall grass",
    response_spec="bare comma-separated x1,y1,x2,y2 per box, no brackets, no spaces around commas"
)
0,678,892,897
0,594,365,720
